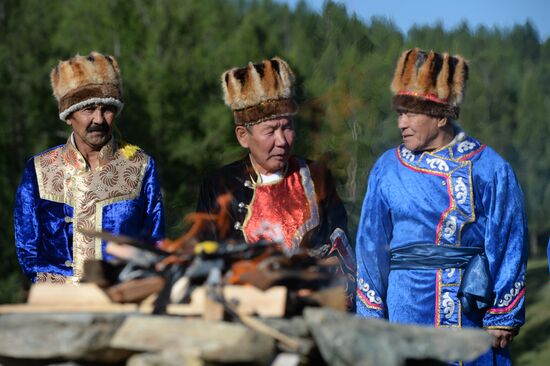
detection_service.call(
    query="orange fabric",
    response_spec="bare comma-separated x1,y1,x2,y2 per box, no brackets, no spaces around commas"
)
243,158,313,250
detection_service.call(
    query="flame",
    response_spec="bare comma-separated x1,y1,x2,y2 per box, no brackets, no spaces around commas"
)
155,193,234,269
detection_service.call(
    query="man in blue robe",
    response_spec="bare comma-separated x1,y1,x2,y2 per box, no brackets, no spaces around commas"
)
14,52,165,284
356,48,527,365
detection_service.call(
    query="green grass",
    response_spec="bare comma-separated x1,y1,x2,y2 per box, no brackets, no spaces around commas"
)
511,258,550,365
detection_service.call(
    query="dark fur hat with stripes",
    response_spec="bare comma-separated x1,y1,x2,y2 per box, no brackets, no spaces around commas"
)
391,48,469,119
221,57,298,126
50,52,124,121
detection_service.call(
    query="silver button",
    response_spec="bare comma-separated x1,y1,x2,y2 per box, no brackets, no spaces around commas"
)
237,202,247,213
441,181,446,186
64,260,73,267
234,221,243,230
244,180,253,188
64,216,73,223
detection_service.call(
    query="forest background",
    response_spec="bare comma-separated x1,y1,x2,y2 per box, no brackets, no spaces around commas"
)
1,0,549,363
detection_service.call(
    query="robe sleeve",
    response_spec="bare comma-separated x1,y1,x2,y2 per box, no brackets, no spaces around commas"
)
142,157,165,243
195,174,221,242
14,159,40,282
356,159,392,318
482,162,527,329
303,160,355,309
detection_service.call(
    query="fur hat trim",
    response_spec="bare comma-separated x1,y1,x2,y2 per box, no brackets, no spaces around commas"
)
51,52,123,121
393,94,459,119
221,57,297,124
59,97,124,121
233,98,297,126
391,48,468,118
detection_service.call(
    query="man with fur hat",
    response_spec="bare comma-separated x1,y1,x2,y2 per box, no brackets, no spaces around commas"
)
355,48,527,365
196,57,355,303
14,52,165,284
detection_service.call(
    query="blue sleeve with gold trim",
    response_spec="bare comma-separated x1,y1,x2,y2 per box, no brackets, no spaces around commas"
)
14,159,40,281
481,161,527,329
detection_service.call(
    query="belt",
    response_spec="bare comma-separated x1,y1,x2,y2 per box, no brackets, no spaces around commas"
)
390,243,493,313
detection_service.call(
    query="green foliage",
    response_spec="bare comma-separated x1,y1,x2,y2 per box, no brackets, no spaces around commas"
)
0,0,548,317
1,0,548,362
511,259,550,364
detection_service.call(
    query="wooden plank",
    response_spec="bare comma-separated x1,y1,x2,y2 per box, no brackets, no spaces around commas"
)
28,283,112,305
141,286,287,317
5,284,286,317
224,286,287,317
0,303,138,314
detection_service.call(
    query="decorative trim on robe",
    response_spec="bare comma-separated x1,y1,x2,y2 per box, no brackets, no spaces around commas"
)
33,136,149,282
396,136,486,328
487,279,525,314
242,157,320,251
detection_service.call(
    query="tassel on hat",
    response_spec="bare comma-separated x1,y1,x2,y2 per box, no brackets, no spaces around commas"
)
50,51,124,121
391,48,469,119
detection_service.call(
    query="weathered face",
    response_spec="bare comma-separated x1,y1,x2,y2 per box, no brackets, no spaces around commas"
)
66,104,116,150
397,112,446,152
236,117,295,174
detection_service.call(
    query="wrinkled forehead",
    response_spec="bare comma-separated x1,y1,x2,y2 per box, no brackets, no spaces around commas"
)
257,116,294,129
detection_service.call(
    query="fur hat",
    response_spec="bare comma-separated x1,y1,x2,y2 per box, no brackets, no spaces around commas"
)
391,48,469,119
221,57,298,126
50,51,124,121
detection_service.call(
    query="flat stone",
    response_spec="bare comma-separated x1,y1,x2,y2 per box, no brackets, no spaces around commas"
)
271,352,301,366
259,317,310,338
0,313,130,362
303,308,492,366
110,315,275,364
126,351,204,366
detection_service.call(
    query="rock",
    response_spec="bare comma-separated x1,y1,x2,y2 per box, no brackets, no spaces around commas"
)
110,315,276,364
126,351,204,366
256,316,315,355
259,317,310,338
0,313,129,363
271,352,301,366
303,308,491,366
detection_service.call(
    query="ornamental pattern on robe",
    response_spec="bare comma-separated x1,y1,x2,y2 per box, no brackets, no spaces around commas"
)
242,157,319,251
33,137,149,282
356,134,527,343
396,142,481,327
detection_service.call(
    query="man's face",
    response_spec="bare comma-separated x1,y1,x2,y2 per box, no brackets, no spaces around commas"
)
66,104,116,150
236,117,296,174
397,111,445,152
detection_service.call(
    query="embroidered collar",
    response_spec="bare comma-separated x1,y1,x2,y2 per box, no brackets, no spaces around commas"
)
398,132,484,165
63,133,118,172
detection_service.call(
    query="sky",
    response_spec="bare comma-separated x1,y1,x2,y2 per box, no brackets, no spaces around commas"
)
277,0,550,41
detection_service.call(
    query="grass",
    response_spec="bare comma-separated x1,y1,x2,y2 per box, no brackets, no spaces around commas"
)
511,258,550,365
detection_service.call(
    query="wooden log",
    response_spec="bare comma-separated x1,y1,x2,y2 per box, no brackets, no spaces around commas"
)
106,276,165,303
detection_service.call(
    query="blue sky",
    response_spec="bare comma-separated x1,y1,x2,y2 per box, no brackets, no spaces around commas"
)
277,0,550,41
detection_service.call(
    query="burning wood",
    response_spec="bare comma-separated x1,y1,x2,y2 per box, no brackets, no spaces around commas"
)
75,192,347,318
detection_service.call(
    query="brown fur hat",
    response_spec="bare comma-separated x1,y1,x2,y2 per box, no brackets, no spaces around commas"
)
390,48,469,119
50,52,124,121
221,57,298,126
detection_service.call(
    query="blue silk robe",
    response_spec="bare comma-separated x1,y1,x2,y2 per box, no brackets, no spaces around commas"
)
356,134,527,365
14,135,165,284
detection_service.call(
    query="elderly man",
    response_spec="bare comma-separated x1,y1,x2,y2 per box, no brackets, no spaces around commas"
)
196,57,355,300
14,52,165,284
356,48,527,365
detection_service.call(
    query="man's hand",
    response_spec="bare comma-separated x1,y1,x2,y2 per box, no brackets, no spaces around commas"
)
487,329,515,348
